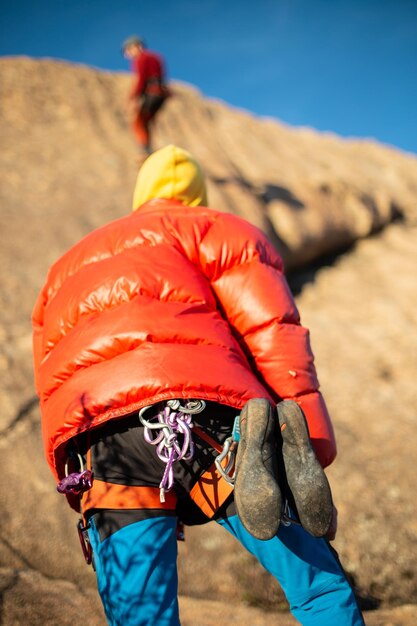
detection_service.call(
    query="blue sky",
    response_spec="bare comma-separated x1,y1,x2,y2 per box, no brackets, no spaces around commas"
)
1,0,416,154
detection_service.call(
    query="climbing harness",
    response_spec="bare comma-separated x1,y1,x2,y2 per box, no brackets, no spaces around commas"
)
56,450,93,496
139,399,206,502
59,402,300,568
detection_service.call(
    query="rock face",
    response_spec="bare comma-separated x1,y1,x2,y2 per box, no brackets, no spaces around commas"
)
0,57,416,624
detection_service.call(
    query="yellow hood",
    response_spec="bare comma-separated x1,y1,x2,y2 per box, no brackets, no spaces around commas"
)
132,145,208,211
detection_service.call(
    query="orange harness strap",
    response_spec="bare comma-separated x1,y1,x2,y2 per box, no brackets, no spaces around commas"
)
82,480,177,512
82,443,176,515
192,426,224,454
190,427,235,518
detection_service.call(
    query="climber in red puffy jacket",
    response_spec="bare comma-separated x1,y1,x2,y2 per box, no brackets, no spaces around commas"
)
122,36,169,153
32,145,364,626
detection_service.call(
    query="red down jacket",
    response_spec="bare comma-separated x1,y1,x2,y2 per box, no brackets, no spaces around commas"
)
32,148,336,481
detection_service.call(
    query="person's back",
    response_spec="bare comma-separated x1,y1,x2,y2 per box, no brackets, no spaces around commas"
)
133,48,165,90
33,145,335,480
32,145,364,626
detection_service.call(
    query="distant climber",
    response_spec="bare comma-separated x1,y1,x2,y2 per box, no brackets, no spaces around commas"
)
122,35,169,155
32,145,364,626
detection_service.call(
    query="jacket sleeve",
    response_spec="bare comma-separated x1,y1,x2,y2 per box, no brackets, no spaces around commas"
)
198,213,336,467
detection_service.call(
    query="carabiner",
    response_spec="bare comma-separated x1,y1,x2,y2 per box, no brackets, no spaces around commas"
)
215,436,236,485
77,519,92,565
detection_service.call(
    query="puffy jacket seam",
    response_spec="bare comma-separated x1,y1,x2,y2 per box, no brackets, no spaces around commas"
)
211,257,283,283
240,316,300,339
42,293,213,360
244,353,319,396
252,386,320,401
42,338,242,401
281,388,320,400
45,238,164,304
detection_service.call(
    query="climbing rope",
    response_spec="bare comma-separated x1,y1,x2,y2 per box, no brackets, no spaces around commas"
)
139,400,206,502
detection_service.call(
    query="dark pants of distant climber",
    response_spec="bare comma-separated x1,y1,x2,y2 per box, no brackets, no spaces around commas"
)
132,90,167,151
83,408,364,626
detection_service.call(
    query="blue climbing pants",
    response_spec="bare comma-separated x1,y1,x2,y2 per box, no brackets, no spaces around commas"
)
218,514,364,626
88,513,364,626
88,515,180,625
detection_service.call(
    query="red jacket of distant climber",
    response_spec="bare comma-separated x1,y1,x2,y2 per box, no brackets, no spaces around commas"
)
130,49,166,98
32,146,336,482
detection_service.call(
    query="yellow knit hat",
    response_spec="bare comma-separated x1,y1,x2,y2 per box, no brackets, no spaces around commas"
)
132,144,208,211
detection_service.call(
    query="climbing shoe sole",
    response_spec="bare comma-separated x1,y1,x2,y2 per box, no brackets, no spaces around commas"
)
234,398,282,541
277,400,333,537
